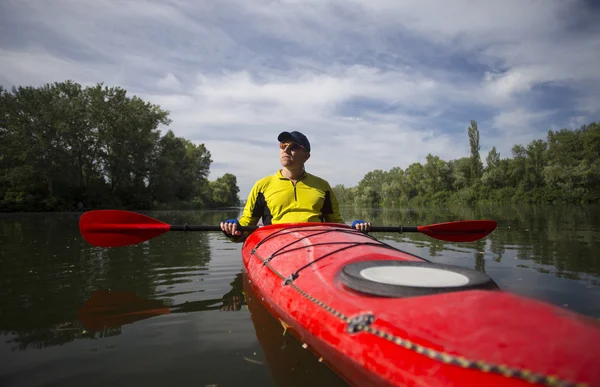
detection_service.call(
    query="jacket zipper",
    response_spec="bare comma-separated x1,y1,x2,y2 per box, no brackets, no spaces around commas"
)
292,181,297,201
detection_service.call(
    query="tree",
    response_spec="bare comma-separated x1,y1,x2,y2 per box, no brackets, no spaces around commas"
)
423,154,451,194
0,80,227,211
581,123,600,194
468,120,483,186
382,167,406,206
509,144,527,190
481,147,506,189
186,141,213,204
332,184,351,204
210,173,240,207
336,121,599,205
526,139,547,188
356,169,388,206
404,163,426,200
148,131,213,204
448,157,471,191
543,123,600,201
486,147,500,168
88,83,169,206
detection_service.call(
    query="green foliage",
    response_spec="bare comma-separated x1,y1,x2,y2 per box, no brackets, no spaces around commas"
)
468,120,483,186
332,184,352,204
148,130,213,205
0,80,239,212
448,157,471,191
354,169,388,206
481,147,506,189
209,173,240,207
338,120,600,206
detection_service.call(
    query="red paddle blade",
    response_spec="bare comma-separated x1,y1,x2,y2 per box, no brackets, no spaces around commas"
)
79,210,170,247
418,220,497,242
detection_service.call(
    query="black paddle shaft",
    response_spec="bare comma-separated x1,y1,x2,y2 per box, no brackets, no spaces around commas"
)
170,224,259,232
369,226,419,233
170,224,418,233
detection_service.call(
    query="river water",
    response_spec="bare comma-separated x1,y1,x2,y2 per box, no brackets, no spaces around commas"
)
1,205,599,387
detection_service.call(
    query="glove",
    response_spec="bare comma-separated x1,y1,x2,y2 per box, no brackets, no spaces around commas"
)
351,219,366,228
352,219,371,233
222,219,241,236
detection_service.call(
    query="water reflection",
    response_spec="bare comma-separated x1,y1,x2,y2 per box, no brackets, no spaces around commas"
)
3,322,121,352
341,204,600,280
1,278,245,353
4,269,347,386
74,272,346,387
0,210,237,352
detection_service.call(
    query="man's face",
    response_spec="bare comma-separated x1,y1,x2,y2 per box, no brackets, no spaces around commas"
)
279,142,309,168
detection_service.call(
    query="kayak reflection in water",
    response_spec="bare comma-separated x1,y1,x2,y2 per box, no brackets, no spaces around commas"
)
241,272,348,387
220,131,371,242
77,272,346,387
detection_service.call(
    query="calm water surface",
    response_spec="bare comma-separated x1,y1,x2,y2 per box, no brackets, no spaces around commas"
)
1,205,599,387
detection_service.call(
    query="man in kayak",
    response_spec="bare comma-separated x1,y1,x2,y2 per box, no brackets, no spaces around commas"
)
221,130,371,241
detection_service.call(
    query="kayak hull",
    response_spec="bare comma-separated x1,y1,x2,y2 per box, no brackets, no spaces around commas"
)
241,223,600,387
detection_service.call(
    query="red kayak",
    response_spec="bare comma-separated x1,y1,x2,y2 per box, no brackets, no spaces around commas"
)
241,222,600,387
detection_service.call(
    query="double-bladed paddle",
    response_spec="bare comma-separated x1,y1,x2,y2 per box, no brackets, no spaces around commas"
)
79,210,497,248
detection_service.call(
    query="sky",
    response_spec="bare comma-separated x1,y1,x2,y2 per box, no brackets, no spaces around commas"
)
1,0,599,197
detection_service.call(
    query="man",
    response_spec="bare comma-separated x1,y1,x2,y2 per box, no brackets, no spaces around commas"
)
220,131,370,241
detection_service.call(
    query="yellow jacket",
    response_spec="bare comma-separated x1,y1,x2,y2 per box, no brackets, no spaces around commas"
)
239,169,344,226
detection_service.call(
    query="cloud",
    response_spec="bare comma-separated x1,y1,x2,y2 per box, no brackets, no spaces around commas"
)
483,108,556,156
1,0,599,195
492,109,555,131
483,70,535,101
157,73,182,92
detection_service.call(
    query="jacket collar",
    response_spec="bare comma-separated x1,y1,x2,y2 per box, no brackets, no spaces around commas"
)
277,169,308,180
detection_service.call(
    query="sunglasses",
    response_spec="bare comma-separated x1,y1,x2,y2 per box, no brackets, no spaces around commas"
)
279,142,305,151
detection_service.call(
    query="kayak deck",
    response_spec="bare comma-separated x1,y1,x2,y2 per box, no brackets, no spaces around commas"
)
242,223,600,387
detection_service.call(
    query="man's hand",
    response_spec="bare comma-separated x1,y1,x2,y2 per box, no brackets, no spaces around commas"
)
351,219,372,233
220,219,241,236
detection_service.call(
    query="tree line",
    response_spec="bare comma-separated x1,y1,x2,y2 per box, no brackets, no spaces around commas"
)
0,81,240,212
333,120,600,206
2,80,598,211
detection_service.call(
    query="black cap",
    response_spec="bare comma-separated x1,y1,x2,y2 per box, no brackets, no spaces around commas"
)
278,131,311,152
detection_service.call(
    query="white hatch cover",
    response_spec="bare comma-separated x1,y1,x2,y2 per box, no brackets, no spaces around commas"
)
359,266,470,288
340,260,497,297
